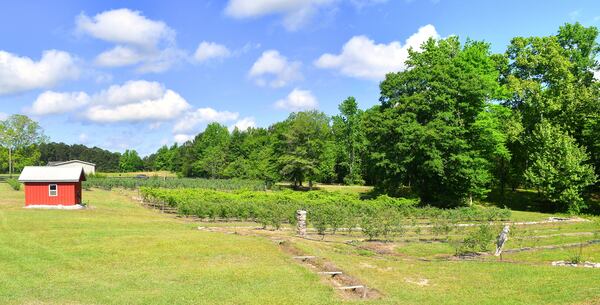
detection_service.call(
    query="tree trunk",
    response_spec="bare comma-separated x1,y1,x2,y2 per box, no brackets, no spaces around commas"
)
8,147,12,178
308,180,313,190
499,160,506,203
349,142,355,183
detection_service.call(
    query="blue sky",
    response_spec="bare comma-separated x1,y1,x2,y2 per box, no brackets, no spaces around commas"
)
0,0,598,155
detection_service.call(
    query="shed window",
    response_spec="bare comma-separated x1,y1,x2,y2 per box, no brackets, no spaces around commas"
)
49,184,58,197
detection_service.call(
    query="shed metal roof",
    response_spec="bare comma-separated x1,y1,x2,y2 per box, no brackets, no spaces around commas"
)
48,160,96,166
18,166,86,183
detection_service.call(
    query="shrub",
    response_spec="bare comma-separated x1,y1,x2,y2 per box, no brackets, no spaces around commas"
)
85,177,271,191
140,187,512,239
308,204,329,237
568,243,585,264
360,206,404,241
452,224,496,255
431,218,453,239
6,179,21,191
360,206,383,240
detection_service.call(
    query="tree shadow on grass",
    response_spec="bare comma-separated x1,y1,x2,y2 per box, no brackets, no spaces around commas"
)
486,188,600,215
486,188,556,212
359,186,419,200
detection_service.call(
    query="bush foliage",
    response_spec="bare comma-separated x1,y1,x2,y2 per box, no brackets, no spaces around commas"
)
451,224,497,255
141,188,511,240
6,178,21,191
84,177,271,191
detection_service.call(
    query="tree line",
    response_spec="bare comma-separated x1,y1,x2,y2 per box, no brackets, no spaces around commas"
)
1,23,597,213
0,115,146,174
146,23,599,212
39,142,121,172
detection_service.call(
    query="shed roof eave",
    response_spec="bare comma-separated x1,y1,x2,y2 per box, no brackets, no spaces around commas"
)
20,179,83,183
18,166,86,183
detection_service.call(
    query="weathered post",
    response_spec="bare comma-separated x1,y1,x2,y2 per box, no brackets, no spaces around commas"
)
296,210,307,237
495,225,510,257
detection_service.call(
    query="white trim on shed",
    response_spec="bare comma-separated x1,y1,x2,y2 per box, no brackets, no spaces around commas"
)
18,166,86,183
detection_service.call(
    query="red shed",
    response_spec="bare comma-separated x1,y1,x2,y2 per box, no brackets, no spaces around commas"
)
18,166,86,207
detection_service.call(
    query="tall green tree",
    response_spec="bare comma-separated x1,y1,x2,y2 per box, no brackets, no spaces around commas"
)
224,127,275,181
366,37,503,206
272,111,335,188
119,150,143,172
504,22,600,181
471,104,523,200
190,123,230,178
0,114,47,176
332,97,365,185
151,145,177,171
524,121,596,213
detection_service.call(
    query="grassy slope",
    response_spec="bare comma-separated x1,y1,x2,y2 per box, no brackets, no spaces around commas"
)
291,237,600,305
0,184,336,305
1,182,599,305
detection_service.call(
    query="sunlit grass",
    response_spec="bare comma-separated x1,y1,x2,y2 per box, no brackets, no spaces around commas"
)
290,235,600,305
0,183,336,305
1,181,599,305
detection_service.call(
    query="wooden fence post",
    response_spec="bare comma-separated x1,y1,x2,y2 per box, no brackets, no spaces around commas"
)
495,225,510,257
296,210,307,237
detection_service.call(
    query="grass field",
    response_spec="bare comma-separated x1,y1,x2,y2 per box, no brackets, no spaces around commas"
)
1,182,599,304
0,183,336,305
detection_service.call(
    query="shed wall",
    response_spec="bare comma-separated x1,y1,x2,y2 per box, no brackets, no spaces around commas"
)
24,182,80,206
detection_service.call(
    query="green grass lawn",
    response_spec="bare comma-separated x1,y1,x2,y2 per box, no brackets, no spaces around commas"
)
1,182,599,305
0,183,336,305
290,237,600,305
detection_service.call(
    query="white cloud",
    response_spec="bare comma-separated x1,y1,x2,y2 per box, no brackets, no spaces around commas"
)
134,47,187,73
29,91,90,116
94,46,185,73
174,134,195,144
315,24,439,80
23,79,250,137
249,50,302,88
84,89,190,123
0,50,79,95
275,88,318,111
194,41,231,62
229,117,256,131
0,112,8,120
94,80,165,105
225,0,336,31
94,46,142,67
173,107,239,134
76,8,174,50
77,8,183,73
